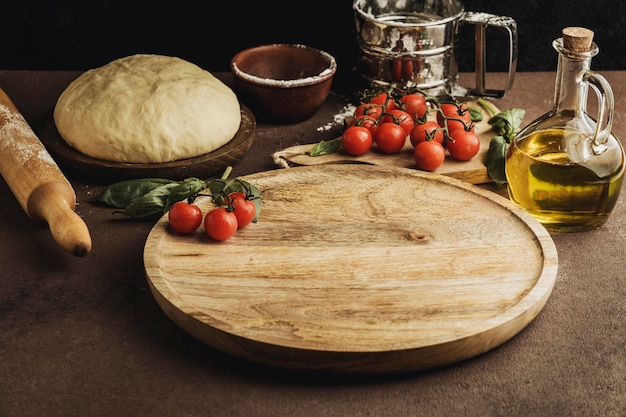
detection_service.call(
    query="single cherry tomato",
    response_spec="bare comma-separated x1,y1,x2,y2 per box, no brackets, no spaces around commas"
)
167,201,203,234
374,122,407,154
226,191,246,201
204,207,238,241
409,120,444,147
413,140,446,172
228,192,257,228
437,102,474,133
381,109,414,136
341,125,373,156
400,93,428,121
354,103,383,121
370,92,397,112
447,130,481,161
352,115,379,136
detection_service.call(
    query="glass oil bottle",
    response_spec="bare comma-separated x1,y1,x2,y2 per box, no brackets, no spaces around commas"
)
505,27,624,232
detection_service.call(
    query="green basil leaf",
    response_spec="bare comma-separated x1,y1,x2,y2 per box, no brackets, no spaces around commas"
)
120,182,181,218
89,178,174,208
468,106,483,122
164,177,208,211
485,135,510,186
205,179,230,203
309,137,342,157
488,108,525,139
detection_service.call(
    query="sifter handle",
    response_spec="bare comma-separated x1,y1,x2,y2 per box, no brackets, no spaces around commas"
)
461,12,518,98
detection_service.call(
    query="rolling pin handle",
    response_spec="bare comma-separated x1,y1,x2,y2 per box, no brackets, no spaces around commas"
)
48,207,92,257
27,182,92,257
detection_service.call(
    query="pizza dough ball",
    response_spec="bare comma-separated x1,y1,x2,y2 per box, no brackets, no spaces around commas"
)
53,54,241,163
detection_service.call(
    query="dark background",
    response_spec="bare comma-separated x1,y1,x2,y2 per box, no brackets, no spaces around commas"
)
2,0,624,88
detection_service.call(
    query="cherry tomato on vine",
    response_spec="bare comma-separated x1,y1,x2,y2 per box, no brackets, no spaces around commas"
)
354,103,384,120
381,109,414,136
227,192,257,228
400,93,428,120
227,191,246,201
413,140,446,172
409,120,444,147
167,201,203,234
351,115,379,136
204,207,238,241
374,122,407,154
447,130,481,161
437,102,474,133
370,92,397,112
342,125,373,156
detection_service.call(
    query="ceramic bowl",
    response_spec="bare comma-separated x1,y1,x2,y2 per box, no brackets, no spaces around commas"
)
231,44,337,124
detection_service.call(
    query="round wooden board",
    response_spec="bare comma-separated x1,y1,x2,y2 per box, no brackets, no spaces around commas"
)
144,165,558,375
38,106,256,183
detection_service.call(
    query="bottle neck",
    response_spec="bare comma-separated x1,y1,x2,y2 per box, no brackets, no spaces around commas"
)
552,38,597,112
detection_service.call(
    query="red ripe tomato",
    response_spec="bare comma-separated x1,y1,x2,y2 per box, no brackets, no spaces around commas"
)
381,109,414,136
228,192,257,228
352,115,379,136
400,93,428,121
409,120,444,147
167,201,203,234
437,102,474,133
204,207,238,241
354,103,383,120
370,92,397,112
341,125,373,156
413,140,446,172
374,122,407,154
447,130,481,161
226,191,246,201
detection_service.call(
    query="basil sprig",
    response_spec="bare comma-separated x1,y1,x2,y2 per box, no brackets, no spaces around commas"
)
89,166,262,220
478,99,525,186
309,137,342,157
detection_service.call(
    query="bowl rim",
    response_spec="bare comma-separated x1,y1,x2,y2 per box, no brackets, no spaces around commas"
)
230,44,337,89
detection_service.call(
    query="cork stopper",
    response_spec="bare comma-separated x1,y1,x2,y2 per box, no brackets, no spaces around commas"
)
562,27,594,52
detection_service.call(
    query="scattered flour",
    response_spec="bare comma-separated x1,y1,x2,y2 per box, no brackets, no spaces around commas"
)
316,102,357,132
0,103,59,169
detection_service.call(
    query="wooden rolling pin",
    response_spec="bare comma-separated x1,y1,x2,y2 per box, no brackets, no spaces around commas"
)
0,88,92,257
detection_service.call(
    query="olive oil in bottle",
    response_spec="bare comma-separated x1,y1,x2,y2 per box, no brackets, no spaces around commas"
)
505,27,625,232
506,128,624,231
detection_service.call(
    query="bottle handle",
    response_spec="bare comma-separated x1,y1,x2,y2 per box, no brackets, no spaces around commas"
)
583,70,614,154
460,12,518,98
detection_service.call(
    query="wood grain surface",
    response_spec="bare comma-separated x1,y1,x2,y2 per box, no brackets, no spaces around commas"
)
273,101,499,184
38,106,256,183
0,88,91,256
144,165,558,374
